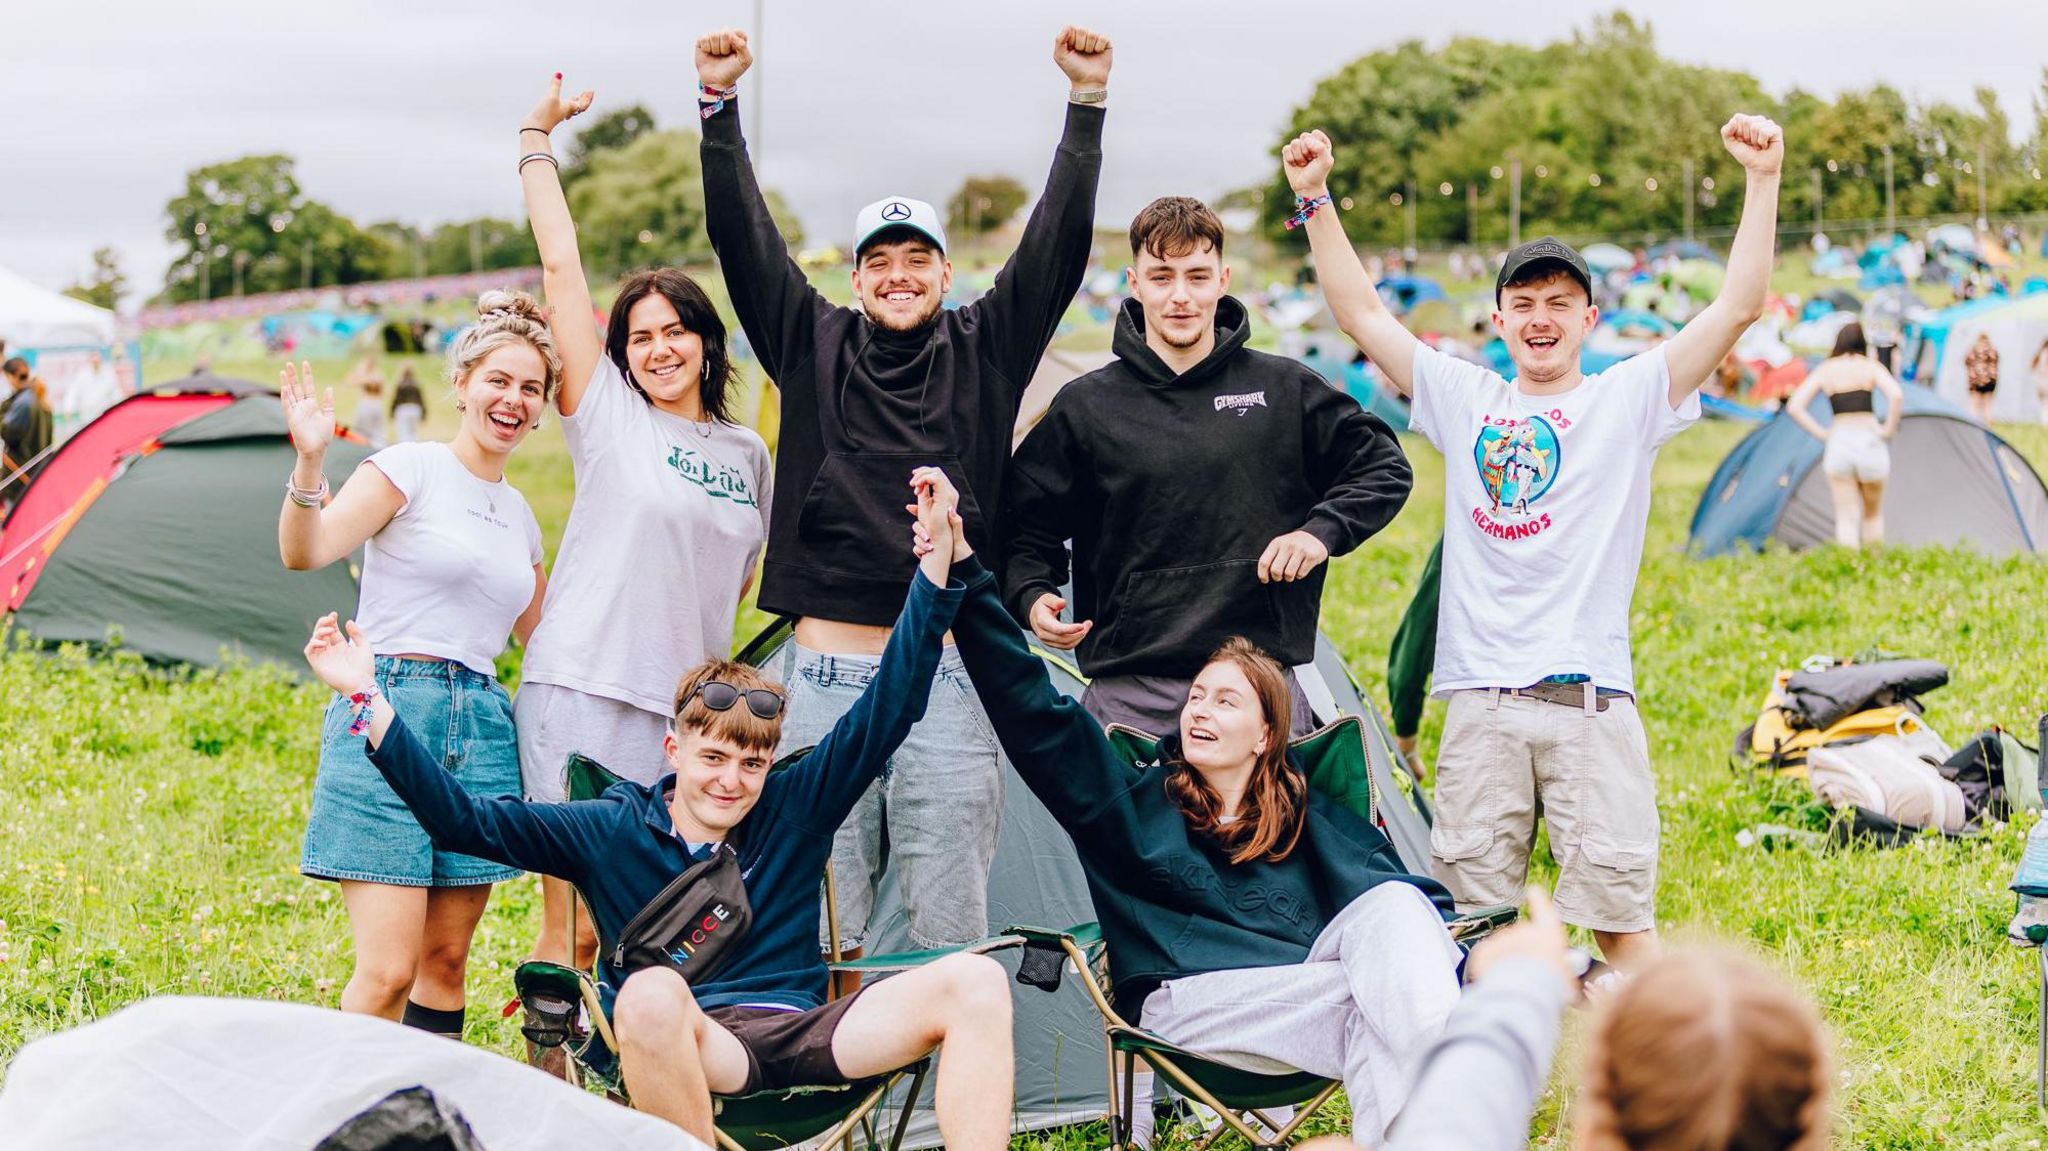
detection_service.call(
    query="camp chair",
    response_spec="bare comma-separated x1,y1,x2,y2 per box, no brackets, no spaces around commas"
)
512,750,1009,1151
1072,718,1517,1149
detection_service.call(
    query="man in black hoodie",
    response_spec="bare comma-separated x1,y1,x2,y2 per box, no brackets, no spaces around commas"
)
1004,197,1412,736
695,26,1108,955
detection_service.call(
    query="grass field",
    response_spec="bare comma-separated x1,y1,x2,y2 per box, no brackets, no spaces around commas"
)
6,274,2048,1146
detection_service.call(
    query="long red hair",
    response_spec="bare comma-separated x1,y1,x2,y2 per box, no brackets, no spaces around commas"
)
1164,637,1306,865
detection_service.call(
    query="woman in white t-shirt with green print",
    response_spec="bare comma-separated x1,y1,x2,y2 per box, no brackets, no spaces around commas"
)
515,75,772,976
279,290,555,1040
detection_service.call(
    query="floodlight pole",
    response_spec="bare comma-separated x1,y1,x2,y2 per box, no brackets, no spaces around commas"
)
1405,178,1417,256
1466,182,1478,246
1509,159,1522,248
1978,139,1989,230
1811,168,1823,240
1884,146,1896,239
751,0,765,164
1682,158,1694,239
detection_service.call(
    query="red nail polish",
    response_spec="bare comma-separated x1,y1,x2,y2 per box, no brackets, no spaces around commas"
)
554,72,562,80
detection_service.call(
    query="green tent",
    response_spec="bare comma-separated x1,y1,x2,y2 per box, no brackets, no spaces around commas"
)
4,388,368,672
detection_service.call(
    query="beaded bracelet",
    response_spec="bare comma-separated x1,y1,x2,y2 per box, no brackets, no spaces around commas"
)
1284,194,1334,231
345,685,383,737
285,473,329,508
699,81,736,121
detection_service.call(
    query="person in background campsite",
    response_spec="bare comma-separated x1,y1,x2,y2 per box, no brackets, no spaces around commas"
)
514,73,772,998
352,374,389,450
277,290,553,1041
918,469,1461,1147
1002,195,1411,738
1784,321,1903,548
298,467,1016,1151
696,25,1106,968
2031,338,2048,427
1964,331,2000,422
1285,113,1785,973
1,357,54,501
389,365,428,443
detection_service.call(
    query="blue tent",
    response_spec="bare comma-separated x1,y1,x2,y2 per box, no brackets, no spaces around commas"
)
1689,384,2048,556
1375,275,1447,311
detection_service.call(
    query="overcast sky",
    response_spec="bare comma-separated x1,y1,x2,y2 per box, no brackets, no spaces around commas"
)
7,0,2043,300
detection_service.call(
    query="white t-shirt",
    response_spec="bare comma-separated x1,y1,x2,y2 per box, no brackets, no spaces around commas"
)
357,441,544,676
1409,344,1698,695
520,357,773,715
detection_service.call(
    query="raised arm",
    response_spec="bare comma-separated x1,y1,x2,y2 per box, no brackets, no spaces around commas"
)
774,469,968,825
304,614,597,883
278,361,402,570
520,74,603,416
1284,130,1424,396
696,28,826,386
1662,115,1784,405
975,27,1111,389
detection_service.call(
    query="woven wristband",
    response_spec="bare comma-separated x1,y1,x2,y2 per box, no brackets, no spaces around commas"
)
1285,194,1333,231
345,685,383,737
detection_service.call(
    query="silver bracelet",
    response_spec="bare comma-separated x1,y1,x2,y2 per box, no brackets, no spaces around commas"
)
518,152,559,173
1068,88,1107,105
286,473,329,508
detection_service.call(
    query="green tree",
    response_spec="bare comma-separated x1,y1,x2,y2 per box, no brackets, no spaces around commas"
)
565,130,707,274
424,217,541,275
159,154,384,300
64,247,127,312
946,174,1029,237
564,104,658,186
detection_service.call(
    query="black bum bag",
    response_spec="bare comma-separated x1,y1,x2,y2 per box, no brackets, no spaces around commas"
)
611,843,754,983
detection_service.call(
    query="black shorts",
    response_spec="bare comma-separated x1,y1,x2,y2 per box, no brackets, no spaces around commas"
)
707,987,867,1094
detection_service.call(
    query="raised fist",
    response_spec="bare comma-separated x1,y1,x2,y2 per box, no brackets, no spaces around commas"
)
1721,113,1784,176
1283,130,1336,197
696,28,753,89
522,72,593,136
1054,26,1112,88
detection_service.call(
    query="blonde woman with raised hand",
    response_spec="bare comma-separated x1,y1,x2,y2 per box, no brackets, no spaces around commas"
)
512,73,772,988
279,290,554,1040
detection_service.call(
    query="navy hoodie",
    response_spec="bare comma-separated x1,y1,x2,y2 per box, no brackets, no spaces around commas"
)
950,554,1452,1018
362,569,964,1011
1003,296,1411,678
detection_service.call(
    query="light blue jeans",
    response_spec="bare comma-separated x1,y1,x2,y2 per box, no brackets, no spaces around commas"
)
777,641,1006,949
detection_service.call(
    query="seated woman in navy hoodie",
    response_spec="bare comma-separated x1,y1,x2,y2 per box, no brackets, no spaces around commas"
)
917,470,1462,1146
299,469,1014,1151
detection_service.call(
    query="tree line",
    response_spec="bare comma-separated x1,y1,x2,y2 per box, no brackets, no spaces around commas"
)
1258,12,2048,248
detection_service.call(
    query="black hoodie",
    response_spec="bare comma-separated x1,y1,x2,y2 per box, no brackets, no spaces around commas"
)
1003,296,1411,677
701,98,1102,627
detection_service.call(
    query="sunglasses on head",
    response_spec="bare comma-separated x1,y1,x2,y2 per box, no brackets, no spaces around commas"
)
683,680,785,720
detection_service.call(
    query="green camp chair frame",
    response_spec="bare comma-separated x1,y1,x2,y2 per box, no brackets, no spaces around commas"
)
516,748,1018,1151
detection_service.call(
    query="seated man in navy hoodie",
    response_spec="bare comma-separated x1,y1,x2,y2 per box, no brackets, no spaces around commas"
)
1004,196,1412,737
298,471,1010,1149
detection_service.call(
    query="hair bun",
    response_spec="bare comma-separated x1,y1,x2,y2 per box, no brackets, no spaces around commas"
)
475,288,547,326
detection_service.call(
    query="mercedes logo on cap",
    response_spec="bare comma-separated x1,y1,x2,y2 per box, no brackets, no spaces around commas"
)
881,201,913,222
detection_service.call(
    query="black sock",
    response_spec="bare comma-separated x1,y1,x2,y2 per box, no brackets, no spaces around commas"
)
401,1000,466,1040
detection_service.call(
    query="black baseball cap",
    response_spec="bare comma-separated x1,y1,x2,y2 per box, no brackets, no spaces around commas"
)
1495,236,1593,303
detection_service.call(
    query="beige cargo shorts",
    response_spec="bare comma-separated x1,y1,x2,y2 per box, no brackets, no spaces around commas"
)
1428,687,1659,934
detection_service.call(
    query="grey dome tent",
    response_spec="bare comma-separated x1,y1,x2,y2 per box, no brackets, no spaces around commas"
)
1688,383,2048,556
739,623,1435,1145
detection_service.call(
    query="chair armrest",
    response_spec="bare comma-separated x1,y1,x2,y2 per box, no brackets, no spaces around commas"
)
827,933,1026,974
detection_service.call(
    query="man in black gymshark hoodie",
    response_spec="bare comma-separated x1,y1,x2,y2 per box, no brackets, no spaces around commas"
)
1005,196,1412,736
695,26,1108,959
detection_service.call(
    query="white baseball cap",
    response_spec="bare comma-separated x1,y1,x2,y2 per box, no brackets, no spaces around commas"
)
854,196,948,256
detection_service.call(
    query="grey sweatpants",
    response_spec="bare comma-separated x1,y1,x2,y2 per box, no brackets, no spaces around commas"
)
1139,882,1462,1145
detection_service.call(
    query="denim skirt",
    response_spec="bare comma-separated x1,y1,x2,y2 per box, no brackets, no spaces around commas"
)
300,656,525,887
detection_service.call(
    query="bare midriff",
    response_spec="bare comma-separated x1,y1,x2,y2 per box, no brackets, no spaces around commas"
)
794,617,954,655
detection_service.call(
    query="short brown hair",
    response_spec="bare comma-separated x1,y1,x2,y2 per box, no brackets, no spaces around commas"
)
1576,950,1832,1151
1129,196,1225,262
670,659,784,752
1165,637,1306,865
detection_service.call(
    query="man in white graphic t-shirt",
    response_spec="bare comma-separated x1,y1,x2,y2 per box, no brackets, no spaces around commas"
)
1281,114,1784,969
